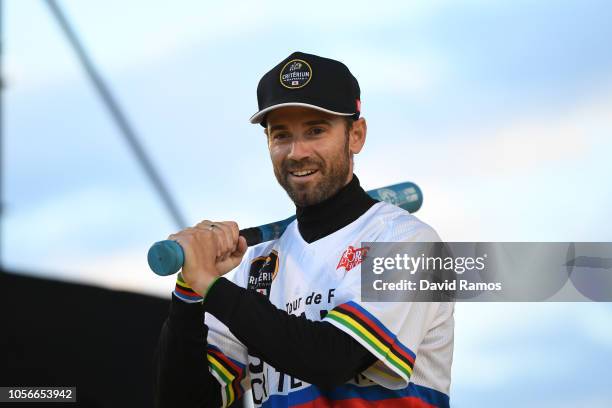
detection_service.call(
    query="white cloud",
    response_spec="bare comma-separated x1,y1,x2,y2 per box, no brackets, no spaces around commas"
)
356,82,612,241
348,50,445,95
67,248,173,298
435,85,612,176
51,247,246,299
5,0,450,93
3,185,173,269
570,303,612,349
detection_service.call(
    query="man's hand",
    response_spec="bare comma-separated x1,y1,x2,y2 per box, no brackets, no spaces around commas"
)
168,220,248,296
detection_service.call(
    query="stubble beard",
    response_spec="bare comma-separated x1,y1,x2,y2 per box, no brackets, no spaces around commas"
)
274,137,351,207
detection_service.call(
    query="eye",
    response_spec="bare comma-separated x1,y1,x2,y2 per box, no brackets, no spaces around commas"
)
272,132,289,141
307,127,325,136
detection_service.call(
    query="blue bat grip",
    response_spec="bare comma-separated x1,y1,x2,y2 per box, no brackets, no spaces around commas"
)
148,240,185,276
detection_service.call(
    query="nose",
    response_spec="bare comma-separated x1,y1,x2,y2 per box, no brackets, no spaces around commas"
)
287,137,311,161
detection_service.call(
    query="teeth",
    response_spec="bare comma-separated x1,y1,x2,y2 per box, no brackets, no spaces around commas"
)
291,170,316,176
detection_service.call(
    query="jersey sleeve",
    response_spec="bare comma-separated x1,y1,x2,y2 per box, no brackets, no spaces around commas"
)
204,247,254,407
323,217,444,389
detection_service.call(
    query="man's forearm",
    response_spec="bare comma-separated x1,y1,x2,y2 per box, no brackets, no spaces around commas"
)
205,278,376,388
153,295,222,408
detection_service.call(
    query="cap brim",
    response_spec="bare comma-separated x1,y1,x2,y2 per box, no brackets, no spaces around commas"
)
249,102,355,124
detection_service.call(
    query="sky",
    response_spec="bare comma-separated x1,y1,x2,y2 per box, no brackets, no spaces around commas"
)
3,0,612,406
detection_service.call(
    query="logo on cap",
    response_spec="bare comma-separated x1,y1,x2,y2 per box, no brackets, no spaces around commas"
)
279,59,313,89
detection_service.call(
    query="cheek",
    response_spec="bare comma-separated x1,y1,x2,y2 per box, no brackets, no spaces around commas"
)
319,138,347,162
269,146,286,168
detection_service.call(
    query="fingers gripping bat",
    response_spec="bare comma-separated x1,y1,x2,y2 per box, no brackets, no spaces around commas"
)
147,181,423,276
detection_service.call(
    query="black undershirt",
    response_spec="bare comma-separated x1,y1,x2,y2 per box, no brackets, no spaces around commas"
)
153,174,379,407
296,174,378,243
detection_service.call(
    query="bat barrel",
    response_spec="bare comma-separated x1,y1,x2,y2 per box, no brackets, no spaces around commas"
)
366,181,423,214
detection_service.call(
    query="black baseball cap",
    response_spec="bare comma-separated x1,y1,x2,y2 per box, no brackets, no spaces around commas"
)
249,51,361,127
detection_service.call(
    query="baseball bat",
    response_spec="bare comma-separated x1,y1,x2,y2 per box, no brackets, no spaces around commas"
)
148,181,422,276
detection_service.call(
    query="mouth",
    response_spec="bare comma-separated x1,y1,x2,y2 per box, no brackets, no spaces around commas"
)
288,169,319,181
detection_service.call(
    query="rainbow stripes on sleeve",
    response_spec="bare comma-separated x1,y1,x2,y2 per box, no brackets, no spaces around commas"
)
324,301,416,380
173,272,204,303
206,344,246,407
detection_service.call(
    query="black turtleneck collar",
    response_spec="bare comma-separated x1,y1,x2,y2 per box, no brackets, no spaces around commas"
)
295,174,378,243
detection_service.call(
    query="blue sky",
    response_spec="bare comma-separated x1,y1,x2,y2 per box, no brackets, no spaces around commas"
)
3,1,612,406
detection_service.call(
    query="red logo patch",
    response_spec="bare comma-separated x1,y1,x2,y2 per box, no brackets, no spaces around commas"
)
336,245,369,272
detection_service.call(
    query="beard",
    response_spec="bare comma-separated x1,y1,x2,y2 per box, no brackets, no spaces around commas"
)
273,137,351,207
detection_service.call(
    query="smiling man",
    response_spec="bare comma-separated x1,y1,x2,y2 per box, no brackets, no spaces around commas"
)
266,106,359,208
153,51,454,408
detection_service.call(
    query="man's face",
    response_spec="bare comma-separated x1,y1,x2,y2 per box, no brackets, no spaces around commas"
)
266,107,353,207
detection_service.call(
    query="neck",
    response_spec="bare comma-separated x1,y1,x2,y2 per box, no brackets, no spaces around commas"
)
295,174,378,243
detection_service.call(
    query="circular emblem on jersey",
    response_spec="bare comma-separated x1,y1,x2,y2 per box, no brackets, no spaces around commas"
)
247,250,279,298
279,59,313,89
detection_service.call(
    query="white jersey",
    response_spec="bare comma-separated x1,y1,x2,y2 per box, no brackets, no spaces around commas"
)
204,201,454,407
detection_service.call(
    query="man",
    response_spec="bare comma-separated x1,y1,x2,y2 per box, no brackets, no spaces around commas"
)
153,51,454,407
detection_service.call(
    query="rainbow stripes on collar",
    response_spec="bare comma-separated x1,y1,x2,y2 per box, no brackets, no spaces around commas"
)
206,344,246,407
325,301,416,379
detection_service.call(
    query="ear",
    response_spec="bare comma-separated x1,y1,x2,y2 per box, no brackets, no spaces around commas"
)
348,117,367,155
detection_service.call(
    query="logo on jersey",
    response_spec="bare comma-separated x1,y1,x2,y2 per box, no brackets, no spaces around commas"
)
336,245,369,272
247,250,279,298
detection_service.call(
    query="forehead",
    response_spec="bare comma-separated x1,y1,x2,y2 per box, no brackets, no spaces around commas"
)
265,106,339,127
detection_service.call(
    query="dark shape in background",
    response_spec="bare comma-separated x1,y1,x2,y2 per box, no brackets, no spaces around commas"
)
0,270,167,407
0,271,245,407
